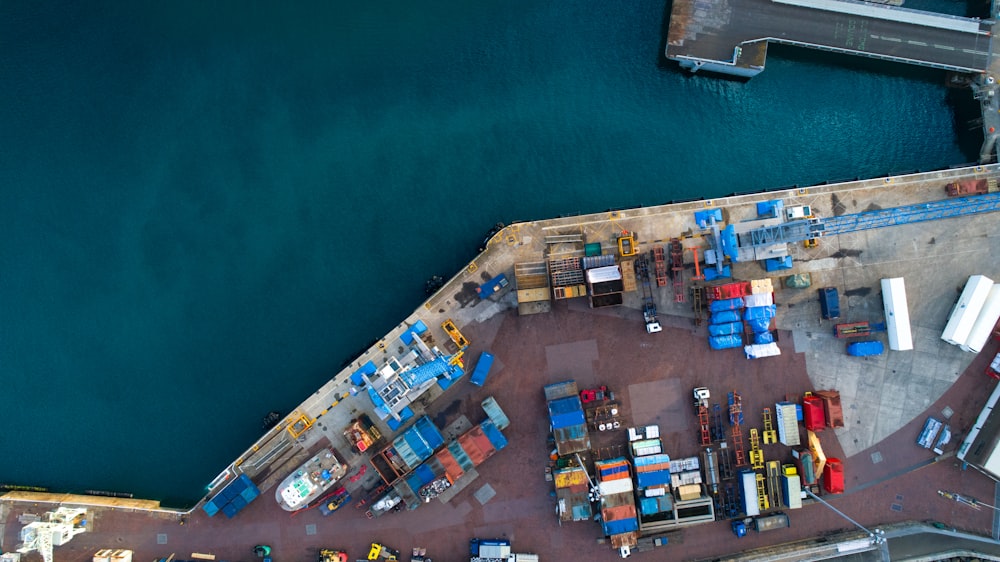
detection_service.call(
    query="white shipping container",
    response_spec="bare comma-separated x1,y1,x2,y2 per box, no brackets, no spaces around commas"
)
781,474,802,509
881,278,913,351
963,285,1000,353
942,275,995,346
740,471,760,517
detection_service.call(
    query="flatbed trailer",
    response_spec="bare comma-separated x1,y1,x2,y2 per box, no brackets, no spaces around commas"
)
833,321,885,338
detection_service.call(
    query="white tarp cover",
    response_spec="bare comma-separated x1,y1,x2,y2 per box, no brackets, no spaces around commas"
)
586,265,622,284
744,343,780,359
744,292,774,307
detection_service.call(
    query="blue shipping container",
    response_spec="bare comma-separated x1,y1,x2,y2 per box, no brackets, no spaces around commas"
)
481,419,508,450
470,352,495,387
202,500,220,517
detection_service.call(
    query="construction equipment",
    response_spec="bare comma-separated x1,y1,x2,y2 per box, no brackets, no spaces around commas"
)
15,507,88,562
748,429,764,470
441,319,470,350
728,392,745,466
618,230,638,257
319,550,347,562
653,246,668,287
710,403,726,442
367,543,400,561
694,388,711,445
765,461,782,509
581,385,611,403
833,321,886,338
635,255,662,333
761,408,777,445
670,238,686,303
756,472,769,511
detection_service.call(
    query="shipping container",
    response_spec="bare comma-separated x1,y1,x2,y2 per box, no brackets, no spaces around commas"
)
793,450,816,485
707,281,752,300
881,277,913,351
823,458,844,494
942,275,995,346
963,285,1000,353
739,469,760,517
802,395,826,432
781,473,802,509
481,396,510,430
819,287,840,320
477,274,509,299
469,351,495,387
814,390,844,428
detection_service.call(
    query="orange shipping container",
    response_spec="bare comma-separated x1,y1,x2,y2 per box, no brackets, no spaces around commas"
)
435,449,464,482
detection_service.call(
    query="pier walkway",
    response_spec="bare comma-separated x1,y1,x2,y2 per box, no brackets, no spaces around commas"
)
666,0,992,77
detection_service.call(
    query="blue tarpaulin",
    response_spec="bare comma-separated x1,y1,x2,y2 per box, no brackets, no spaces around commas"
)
754,331,775,344
386,406,415,431
709,335,743,350
708,322,742,337
694,209,723,228
743,305,776,321
711,310,740,324
847,341,884,357
704,266,731,281
747,318,770,333
709,298,744,312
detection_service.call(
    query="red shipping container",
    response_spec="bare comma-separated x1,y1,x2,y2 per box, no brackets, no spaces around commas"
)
802,394,826,432
823,458,844,494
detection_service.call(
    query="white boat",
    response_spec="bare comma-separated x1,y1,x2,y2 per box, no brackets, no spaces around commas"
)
275,447,347,511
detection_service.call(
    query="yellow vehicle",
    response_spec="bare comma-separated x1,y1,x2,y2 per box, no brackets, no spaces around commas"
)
368,543,399,561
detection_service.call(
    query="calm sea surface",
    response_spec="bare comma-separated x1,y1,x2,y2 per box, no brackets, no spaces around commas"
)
0,0,982,506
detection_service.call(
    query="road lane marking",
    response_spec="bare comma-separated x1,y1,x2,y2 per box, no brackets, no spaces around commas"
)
907,40,928,46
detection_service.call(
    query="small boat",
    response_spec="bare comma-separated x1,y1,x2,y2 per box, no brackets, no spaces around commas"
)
262,411,282,430
275,447,348,511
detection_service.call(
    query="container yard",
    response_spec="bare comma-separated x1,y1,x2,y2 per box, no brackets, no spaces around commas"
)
4,166,1000,562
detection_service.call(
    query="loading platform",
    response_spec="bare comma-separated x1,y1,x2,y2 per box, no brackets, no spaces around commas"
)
666,0,992,77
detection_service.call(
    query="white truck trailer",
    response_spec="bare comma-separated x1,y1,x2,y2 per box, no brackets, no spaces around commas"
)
942,275,994,347
963,285,1000,353
881,278,913,351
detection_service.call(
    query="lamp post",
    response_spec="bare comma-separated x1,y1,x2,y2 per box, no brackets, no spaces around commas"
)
804,489,886,546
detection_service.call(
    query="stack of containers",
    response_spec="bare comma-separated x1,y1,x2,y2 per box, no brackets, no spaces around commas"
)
629,426,673,519
202,474,260,519
595,457,640,551
743,278,780,358
397,418,508,510
708,298,745,350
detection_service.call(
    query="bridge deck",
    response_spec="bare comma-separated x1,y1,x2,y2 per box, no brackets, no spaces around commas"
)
667,0,991,75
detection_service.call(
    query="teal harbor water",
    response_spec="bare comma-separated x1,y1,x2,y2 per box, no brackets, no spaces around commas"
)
0,0,983,507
